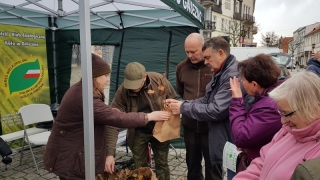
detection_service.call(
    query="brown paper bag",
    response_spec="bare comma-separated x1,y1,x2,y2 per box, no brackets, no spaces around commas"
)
153,105,180,142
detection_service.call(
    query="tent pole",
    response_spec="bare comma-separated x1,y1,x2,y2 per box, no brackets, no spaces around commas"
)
166,30,173,79
50,16,58,103
115,30,125,90
79,0,96,179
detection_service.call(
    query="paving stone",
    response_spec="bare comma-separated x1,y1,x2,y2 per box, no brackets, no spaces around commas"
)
9,171,27,179
1,145,227,179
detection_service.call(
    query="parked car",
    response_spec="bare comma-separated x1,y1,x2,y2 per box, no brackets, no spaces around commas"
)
269,53,292,79
231,47,281,61
286,61,296,69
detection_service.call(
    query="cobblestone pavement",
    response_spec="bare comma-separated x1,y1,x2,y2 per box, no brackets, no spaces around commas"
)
0,145,226,180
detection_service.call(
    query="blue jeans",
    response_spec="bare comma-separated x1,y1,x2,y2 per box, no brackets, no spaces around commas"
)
227,169,236,180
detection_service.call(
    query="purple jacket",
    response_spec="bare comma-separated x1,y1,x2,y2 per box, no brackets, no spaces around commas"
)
229,81,283,163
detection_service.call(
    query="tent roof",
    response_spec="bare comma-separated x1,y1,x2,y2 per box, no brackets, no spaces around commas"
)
0,0,201,30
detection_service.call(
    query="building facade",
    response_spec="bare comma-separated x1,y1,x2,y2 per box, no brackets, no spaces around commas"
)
281,37,293,54
293,22,320,65
304,24,320,61
198,0,257,47
240,0,256,47
199,0,218,39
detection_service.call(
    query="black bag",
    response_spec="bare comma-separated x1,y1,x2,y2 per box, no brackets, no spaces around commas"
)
0,137,12,164
0,137,11,157
236,152,249,174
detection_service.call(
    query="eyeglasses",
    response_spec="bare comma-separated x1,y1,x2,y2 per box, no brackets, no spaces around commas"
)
277,109,296,122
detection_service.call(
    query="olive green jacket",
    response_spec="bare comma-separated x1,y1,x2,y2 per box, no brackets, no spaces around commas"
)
291,157,320,180
111,72,177,149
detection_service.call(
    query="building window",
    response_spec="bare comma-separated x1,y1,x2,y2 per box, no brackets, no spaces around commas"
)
235,2,239,13
309,38,310,45
225,0,231,10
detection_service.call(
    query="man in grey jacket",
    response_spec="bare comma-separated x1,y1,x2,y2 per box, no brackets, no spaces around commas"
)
167,36,240,180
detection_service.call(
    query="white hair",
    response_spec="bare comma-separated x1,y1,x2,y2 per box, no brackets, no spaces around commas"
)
269,71,320,123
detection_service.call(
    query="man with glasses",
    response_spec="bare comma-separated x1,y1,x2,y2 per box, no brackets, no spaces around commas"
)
111,62,177,180
167,37,243,180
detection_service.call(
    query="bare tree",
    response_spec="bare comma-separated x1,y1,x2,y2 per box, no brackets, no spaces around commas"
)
225,20,260,47
226,19,246,47
261,31,280,47
288,39,300,62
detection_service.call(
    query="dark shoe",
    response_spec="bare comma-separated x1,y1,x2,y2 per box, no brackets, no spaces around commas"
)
2,156,12,164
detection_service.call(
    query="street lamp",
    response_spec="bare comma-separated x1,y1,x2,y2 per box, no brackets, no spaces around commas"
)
266,37,270,47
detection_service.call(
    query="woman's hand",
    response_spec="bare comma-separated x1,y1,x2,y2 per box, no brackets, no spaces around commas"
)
104,155,115,174
147,111,170,121
230,76,243,98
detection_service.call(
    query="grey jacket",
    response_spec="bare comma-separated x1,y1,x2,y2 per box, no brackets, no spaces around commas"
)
180,55,239,165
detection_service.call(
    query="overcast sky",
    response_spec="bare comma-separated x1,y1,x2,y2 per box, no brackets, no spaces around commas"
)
2,0,319,47
253,0,319,46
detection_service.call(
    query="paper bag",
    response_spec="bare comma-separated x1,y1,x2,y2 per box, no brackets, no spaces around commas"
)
153,105,180,142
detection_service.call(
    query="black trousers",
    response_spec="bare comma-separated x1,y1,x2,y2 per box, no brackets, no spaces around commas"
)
184,128,223,180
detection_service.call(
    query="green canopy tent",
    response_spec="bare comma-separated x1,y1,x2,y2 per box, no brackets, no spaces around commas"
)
0,0,205,176
0,0,204,104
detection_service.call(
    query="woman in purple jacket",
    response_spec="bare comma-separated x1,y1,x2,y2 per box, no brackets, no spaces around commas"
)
229,54,283,168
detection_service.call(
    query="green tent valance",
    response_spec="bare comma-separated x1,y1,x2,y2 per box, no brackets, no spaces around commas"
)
161,0,205,29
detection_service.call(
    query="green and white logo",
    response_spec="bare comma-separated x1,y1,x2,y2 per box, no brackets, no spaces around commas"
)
8,59,41,94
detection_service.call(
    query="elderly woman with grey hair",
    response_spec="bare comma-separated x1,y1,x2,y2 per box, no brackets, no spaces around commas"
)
233,71,320,180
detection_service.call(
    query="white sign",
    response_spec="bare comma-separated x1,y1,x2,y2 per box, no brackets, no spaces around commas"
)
172,0,203,23
223,142,242,172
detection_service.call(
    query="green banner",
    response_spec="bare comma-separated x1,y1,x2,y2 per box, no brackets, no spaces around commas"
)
161,0,205,29
0,24,50,141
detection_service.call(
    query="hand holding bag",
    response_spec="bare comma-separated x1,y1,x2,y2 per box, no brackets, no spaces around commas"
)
236,152,249,174
153,101,180,142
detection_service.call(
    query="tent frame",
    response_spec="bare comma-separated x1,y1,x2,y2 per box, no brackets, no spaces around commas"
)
0,1,202,179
